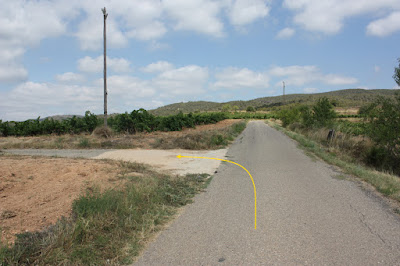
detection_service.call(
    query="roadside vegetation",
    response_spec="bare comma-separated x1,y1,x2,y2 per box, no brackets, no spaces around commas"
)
0,161,211,265
269,93,400,203
0,120,247,150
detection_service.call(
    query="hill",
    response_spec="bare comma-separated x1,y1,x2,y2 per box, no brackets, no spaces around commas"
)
150,89,398,116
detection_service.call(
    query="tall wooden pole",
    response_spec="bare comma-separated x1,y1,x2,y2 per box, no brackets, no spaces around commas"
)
102,7,108,127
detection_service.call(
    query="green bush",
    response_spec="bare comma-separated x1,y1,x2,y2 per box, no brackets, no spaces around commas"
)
277,98,336,128
0,110,231,137
364,95,400,163
246,106,255,112
279,107,302,127
312,97,336,127
0,111,100,137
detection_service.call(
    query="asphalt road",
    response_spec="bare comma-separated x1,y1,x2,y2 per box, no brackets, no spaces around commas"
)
135,121,400,265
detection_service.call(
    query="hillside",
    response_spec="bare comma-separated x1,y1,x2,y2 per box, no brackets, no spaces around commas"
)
150,89,398,116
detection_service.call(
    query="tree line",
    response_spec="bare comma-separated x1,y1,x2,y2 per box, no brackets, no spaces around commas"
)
0,110,229,137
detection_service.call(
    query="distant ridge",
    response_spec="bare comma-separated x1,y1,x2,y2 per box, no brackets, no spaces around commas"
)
40,115,83,121
149,88,398,116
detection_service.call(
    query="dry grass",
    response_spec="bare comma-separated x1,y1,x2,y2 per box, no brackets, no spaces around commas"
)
0,120,243,150
334,107,360,115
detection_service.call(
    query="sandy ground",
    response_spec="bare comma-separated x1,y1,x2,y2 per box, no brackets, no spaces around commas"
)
0,157,129,243
0,148,227,244
94,149,227,176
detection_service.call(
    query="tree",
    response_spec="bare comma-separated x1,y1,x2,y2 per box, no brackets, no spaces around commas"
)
221,104,231,113
312,97,336,127
232,105,239,112
367,95,400,159
246,106,255,112
394,58,400,86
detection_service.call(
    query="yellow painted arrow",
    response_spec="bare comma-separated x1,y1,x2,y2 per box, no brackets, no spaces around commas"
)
177,154,257,230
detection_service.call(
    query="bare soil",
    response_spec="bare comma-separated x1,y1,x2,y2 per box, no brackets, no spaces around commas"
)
0,156,128,244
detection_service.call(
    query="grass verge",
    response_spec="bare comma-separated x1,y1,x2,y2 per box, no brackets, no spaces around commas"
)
0,161,211,265
267,120,400,203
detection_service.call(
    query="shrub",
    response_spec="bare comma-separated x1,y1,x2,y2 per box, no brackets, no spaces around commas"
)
279,107,302,127
365,95,400,159
246,106,255,112
312,97,336,127
92,126,113,138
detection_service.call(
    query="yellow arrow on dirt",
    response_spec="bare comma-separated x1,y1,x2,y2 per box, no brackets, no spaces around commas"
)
177,154,257,230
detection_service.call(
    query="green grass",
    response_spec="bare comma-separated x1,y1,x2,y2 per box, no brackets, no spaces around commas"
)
0,162,211,265
268,121,400,203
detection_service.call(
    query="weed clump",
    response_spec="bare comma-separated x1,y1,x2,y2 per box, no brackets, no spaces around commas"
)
92,126,113,138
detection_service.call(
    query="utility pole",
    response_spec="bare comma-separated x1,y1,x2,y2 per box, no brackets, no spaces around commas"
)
102,7,108,127
282,81,286,103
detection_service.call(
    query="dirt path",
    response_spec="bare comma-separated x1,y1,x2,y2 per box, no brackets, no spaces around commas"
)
136,121,400,265
2,148,227,176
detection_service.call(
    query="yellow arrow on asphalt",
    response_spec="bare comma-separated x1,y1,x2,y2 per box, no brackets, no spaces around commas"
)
177,154,257,230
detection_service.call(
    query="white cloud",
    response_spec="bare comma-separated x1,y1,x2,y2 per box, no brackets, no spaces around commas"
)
276,27,295,39
78,56,131,73
283,0,400,35
105,76,155,97
303,88,318,93
55,72,85,83
163,0,225,37
0,0,69,83
367,12,400,37
153,65,209,95
141,61,174,73
0,65,28,83
213,67,269,89
228,0,270,26
75,0,165,50
0,81,101,120
75,15,129,51
269,65,318,86
323,74,358,85
269,65,358,86
374,66,381,73
127,21,167,41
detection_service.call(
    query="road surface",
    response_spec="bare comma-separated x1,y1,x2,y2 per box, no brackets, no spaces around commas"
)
136,121,400,265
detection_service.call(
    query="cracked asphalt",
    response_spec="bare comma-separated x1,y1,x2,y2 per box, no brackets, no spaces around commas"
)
135,121,400,265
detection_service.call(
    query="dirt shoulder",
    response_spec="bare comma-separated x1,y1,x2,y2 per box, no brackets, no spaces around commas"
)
0,156,129,243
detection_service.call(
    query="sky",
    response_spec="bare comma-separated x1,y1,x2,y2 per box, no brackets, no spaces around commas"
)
1,0,400,121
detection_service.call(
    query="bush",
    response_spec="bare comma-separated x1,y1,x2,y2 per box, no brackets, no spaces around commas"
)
1,110,231,137
312,97,336,127
92,126,113,138
277,98,337,129
0,111,100,137
279,107,302,127
246,106,255,112
365,95,400,159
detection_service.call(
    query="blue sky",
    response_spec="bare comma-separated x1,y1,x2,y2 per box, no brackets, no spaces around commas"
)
1,0,400,121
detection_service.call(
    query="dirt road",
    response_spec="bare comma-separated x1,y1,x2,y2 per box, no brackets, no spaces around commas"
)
2,149,227,176
136,121,400,265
